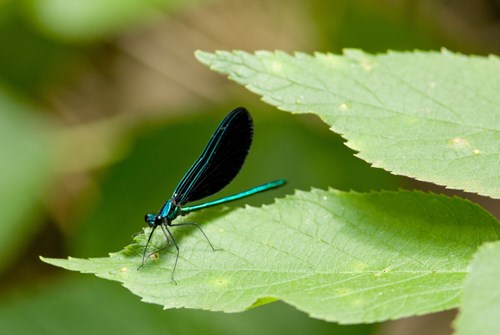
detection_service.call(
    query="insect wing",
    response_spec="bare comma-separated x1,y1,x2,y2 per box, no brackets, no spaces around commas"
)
172,107,253,205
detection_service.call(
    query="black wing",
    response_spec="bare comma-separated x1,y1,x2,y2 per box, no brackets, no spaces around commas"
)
172,107,253,205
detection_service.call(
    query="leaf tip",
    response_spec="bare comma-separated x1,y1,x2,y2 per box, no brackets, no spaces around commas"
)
39,255,60,266
194,50,213,64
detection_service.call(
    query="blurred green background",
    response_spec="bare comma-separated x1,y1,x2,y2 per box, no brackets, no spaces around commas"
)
1,1,498,334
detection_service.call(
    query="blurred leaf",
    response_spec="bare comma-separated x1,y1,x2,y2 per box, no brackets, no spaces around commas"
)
310,0,441,52
24,0,200,41
0,276,376,335
196,50,500,199
73,110,399,257
42,190,500,323
0,89,54,271
0,4,78,94
454,241,500,335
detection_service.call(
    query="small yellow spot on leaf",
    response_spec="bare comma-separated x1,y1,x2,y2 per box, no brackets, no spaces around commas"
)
336,288,351,296
271,61,282,73
215,278,230,287
449,137,470,149
360,59,373,71
351,298,365,306
339,103,348,111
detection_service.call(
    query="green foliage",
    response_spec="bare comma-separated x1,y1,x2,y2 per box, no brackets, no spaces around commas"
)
42,189,500,323
454,241,500,334
1,0,496,333
0,90,54,271
24,0,199,41
195,50,500,199
0,276,374,335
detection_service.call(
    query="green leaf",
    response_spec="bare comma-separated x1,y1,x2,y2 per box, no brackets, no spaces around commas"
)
0,89,54,272
41,189,500,324
195,50,500,199
24,0,198,41
453,241,500,334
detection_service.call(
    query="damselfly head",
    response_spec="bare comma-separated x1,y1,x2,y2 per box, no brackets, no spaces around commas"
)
144,213,156,227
